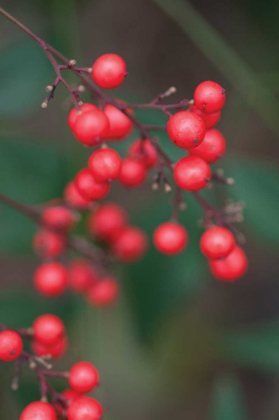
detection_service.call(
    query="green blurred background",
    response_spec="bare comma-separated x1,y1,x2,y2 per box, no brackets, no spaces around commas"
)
0,0,279,418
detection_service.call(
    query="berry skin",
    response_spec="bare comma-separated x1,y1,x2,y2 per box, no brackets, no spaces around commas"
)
87,202,128,242
209,246,248,282
68,396,103,420
119,158,146,188
32,335,67,359
69,361,99,394
0,330,23,362
87,278,119,307
72,107,109,146
69,260,97,294
194,81,226,114
68,103,96,131
34,262,68,297
189,128,226,163
174,155,211,191
33,314,65,346
190,105,221,129
41,206,77,232
128,139,158,169
112,226,148,262
167,111,205,149
92,53,126,89
88,148,122,182
153,222,188,255
104,103,133,140
200,226,235,260
64,181,91,210
20,402,57,420
33,229,66,258
75,169,110,201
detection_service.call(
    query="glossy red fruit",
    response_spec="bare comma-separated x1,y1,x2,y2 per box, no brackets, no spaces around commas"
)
112,226,148,262
190,105,221,129
68,103,96,131
67,396,103,420
174,155,211,191
64,181,91,210
194,81,226,114
200,226,235,260
75,169,110,201
209,246,248,281
20,401,57,420
87,278,119,307
72,107,109,146
33,314,65,346
129,139,158,169
104,103,133,139
41,206,77,232
87,203,128,242
69,260,97,294
33,229,66,258
32,335,67,359
189,128,226,163
34,262,68,297
88,148,122,182
92,53,126,89
153,222,188,255
119,158,146,188
0,330,23,362
69,362,99,394
167,111,205,149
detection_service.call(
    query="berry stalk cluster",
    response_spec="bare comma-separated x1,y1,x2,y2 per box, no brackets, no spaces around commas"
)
0,316,102,419
0,6,249,419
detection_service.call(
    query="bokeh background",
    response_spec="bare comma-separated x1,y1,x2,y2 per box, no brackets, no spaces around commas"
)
0,0,279,418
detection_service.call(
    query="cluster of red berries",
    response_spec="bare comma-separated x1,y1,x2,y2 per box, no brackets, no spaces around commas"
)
0,316,103,420
32,199,148,306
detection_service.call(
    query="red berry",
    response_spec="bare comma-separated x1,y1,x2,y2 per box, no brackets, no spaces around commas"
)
200,227,235,260
88,148,122,182
72,107,109,146
34,262,68,297
194,81,226,114
20,401,57,420
75,169,110,201
153,222,188,255
92,53,126,89
33,229,66,258
69,260,97,294
41,206,77,232
189,129,226,163
67,396,103,420
104,103,133,140
128,139,158,169
32,335,67,359
64,181,91,210
167,111,205,149
33,314,65,346
190,105,221,129
174,155,211,191
112,226,148,262
87,202,128,242
56,389,80,417
87,278,119,307
0,330,23,362
68,103,96,131
119,158,146,188
209,246,248,281
69,361,99,394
